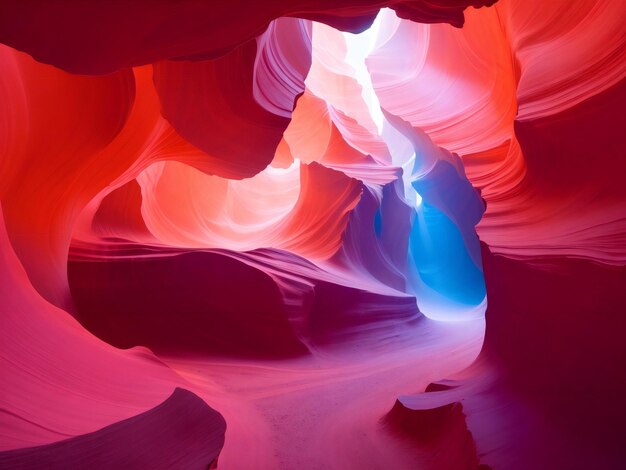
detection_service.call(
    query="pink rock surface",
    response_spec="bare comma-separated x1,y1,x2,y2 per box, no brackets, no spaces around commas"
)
1,0,625,468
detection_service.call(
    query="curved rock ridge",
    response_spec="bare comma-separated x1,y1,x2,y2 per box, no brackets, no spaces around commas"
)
0,1,495,74
382,397,481,469
0,205,223,453
385,241,626,469
67,243,422,358
0,388,226,470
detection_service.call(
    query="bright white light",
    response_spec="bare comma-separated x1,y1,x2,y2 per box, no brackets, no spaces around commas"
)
342,12,385,134
342,10,423,209
414,191,423,207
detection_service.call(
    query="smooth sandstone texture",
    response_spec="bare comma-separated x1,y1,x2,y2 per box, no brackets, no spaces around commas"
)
1,0,625,468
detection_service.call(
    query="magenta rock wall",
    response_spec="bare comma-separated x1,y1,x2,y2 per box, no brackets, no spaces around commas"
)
1,1,625,469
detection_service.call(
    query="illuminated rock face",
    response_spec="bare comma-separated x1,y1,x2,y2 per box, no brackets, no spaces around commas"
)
1,1,625,469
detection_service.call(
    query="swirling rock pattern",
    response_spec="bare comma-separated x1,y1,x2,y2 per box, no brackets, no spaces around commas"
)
1,0,624,468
